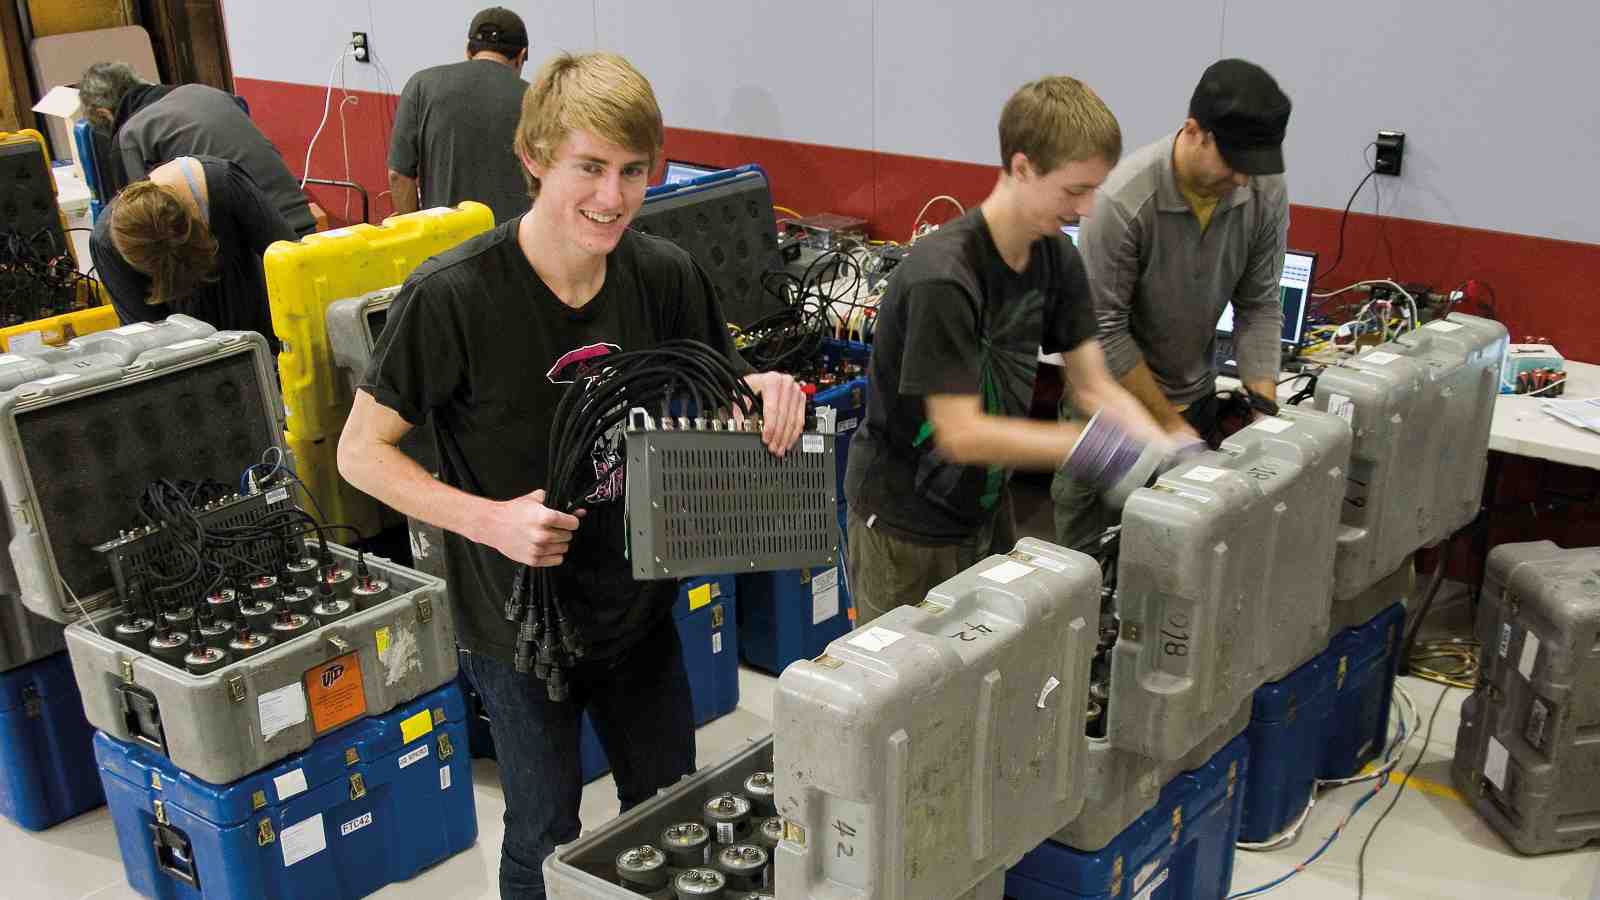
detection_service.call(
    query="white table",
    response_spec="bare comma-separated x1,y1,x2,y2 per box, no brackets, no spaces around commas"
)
1489,360,1600,470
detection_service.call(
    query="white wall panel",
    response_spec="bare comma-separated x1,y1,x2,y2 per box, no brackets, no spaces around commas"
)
1225,1,1600,243
225,1,597,95
595,0,874,148
871,1,1224,164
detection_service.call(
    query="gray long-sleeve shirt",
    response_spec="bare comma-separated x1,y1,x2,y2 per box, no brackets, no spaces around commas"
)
1082,133,1288,405
116,84,317,237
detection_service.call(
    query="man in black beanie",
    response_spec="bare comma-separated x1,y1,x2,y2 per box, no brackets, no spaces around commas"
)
1053,58,1293,554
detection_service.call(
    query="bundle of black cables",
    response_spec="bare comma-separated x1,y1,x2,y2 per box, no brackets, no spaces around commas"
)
132,478,363,619
0,227,101,326
506,340,762,699
739,247,873,372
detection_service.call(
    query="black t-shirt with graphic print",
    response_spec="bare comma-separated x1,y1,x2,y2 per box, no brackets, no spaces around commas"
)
361,218,749,664
844,207,1097,543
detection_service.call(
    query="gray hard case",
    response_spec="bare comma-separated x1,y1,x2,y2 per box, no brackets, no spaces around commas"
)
65,543,455,784
0,319,263,624
773,538,1101,900
1452,541,1600,854
0,350,71,671
1313,313,1506,625
1110,406,1350,761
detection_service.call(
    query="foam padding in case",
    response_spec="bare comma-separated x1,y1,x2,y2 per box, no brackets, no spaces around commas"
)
17,351,277,602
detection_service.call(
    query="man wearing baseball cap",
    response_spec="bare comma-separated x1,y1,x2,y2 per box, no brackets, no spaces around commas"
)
388,7,532,223
1053,58,1292,554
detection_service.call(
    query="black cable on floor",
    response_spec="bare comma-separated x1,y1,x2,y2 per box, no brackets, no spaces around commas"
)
1354,685,1453,899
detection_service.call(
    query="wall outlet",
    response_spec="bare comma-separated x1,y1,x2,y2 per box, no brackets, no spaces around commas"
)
1375,130,1405,176
351,32,370,64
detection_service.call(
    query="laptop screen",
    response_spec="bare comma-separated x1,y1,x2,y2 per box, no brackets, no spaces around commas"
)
1215,249,1317,348
661,160,720,186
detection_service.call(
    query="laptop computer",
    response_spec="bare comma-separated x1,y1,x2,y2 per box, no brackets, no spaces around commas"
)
1214,249,1316,377
660,160,721,186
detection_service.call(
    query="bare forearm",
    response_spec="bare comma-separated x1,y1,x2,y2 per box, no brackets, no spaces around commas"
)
1117,361,1189,432
937,414,1083,471
338,437,491,544
388,171,420,215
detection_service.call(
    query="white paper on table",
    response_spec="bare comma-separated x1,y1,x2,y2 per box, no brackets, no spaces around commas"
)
1540,398,1600,433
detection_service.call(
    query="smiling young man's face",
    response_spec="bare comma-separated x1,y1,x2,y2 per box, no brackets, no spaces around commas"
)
526,129,654,257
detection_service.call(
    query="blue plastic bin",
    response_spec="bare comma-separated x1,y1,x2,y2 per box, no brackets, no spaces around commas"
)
96,682,477,899
0,651,104,829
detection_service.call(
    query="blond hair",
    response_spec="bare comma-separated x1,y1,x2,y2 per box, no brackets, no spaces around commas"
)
514,52,663,200
108,181,219,305
998,76,1122,175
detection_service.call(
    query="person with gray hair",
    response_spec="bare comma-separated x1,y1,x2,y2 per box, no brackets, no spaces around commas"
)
78,61,316,236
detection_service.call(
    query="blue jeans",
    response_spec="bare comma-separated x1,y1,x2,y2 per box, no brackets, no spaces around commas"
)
460,614,696,899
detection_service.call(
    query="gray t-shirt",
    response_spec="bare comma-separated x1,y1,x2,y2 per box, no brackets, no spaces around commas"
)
116,84,316,237
388,59,530,224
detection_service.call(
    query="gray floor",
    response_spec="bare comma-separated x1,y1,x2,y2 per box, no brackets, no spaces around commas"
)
6,479,1598,897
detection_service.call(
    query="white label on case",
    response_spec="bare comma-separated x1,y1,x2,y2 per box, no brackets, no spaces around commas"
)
439,766,452,791
0,355,26,366
1253,417,1293,434
32,373,77,386
838,417,859,434
1183,466,1227,483
847,626,904,653
8,332,43,353
1362,350,1401,365
1498,623,1513,658
273,768,308,801
168,338,210,350
340,811,373,836
712,631,723,654
258,683,307,740
1327,393,1355,422
112,323,154,335
801,434,824,453
398,744,430,769
1518,630,1541,680
980,560,1034,583
1484,736,1510,791
265,487,290,505
811,567,840,625
1022,553,1067,573
281,814,327,867
1427,320,1463,332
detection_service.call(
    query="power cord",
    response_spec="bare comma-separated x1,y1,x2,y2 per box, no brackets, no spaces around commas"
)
1316,144,1378,285
1355,685,1453,899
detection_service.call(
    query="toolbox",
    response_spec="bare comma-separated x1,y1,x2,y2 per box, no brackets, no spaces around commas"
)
1239,647,1339,843
1322,602,1405,780
96,681,476,899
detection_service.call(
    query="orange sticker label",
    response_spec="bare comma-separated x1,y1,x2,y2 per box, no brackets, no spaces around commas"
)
304,653,367,734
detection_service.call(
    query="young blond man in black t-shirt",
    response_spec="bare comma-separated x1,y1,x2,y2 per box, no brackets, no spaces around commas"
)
339,53,804,899
844,76,1178,626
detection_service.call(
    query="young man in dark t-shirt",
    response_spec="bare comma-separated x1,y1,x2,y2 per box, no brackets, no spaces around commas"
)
338,53,804,899
387,7,531,223
844,76,1176,626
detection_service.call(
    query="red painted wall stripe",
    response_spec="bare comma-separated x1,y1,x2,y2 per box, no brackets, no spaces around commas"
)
239,76,1600,362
